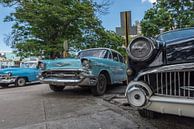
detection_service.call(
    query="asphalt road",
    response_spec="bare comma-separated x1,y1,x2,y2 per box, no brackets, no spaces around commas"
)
1,84,194,129
0,84,140,129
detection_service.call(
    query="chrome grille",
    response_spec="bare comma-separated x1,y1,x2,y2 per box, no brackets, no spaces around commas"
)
42,70,81,79
141,71,194,98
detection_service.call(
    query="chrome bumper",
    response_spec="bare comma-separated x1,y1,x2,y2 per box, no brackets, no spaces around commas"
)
39,70,98,86
0,78,16,84
125,81,194,117
40,77,97,86
147,96,194,117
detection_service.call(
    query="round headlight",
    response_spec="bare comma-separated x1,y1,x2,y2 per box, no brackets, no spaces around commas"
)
82,59,90,69
8,72,12,76
127,36,155,62
38,62,46,70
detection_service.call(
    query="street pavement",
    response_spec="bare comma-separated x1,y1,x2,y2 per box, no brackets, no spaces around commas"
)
1,84,194,129
0,84,139,129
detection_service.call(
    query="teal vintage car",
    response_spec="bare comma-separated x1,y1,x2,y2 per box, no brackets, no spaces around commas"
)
40,48,128,96
0,61,40,88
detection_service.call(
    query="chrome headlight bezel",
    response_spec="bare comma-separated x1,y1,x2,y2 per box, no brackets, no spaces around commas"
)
38,62,46,70
81,59,90,69
127,36,155,62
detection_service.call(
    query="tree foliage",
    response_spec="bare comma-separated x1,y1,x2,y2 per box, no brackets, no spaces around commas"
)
1,0,124,58
141,0,194,37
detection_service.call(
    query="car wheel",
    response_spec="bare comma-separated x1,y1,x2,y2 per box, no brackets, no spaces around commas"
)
15,78,26,87
91,74,107,96
49,85,65,92
1,84,9,88
123,80,128,85
138,109,157,119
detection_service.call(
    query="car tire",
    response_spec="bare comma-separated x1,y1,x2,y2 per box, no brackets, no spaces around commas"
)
91,74,107,96
15,77,26,87
49,85,65,92
123,80,128,85
138,109,157,119
1,84,9,88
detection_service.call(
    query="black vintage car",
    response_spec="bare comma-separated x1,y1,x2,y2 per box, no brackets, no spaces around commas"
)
125,28,194,118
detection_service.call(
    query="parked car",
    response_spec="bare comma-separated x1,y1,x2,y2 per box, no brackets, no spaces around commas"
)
39,48,127,96
0,60,40,88
125,28,194,118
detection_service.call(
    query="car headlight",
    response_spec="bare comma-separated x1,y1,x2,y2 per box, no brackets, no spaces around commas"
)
38,62,46,70
81,59,90,69
8,72,12,77
127,36,155,62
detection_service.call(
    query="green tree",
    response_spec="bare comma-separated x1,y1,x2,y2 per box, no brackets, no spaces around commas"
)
141,0,194,37
1,0,124,58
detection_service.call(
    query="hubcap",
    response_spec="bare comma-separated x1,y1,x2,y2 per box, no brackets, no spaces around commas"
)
18,78,26,86
98,75,107,92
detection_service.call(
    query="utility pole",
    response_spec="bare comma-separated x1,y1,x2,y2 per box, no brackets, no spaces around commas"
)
124,11,130,83
124,11,129,64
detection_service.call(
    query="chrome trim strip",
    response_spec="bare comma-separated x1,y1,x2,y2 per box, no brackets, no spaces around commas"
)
169,72,172,95
188,72,191,97
150,96,194,105
41,78,81,83
42,69,85,73
166,38,194,46
178,72,180,96
174,72,176,95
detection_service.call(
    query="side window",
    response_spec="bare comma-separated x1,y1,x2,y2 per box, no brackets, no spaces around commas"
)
112,52,119,62
104,50,112,59
118,55,124,63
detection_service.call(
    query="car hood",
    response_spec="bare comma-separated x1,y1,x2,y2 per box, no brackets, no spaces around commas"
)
0,68,37,75
44,58,82,70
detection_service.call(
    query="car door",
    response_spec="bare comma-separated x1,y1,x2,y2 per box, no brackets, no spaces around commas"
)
117,54,127,81
25,68,39,81
110,51,124,83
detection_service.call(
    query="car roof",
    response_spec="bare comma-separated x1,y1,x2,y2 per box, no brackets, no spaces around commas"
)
80,48,123,57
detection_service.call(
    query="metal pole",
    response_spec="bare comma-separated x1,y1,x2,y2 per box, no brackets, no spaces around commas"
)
124,12,129,48
124,11,129,64
124,11,130,84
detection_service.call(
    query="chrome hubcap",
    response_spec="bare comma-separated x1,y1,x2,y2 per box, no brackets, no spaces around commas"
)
18,78,26,86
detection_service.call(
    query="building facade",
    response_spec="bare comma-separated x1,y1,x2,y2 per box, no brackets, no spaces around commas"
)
116,11,141,36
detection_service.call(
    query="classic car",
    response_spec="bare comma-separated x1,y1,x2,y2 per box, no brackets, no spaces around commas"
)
125,27,194,118
0,60,40,88
39,48,127,96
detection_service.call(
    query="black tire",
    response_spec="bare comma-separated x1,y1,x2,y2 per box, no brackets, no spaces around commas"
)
91,74,107,96
0,84,9,88
49,85,65,92
123,80,128,85
138,109,157,119
15,78,26,87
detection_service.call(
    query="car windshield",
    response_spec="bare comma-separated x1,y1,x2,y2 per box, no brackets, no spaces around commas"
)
78,49,107,58
20,62,37,68
157,28,194,43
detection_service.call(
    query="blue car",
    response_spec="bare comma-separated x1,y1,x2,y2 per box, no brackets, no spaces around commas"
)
0,61,40,88
40,48,128,96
